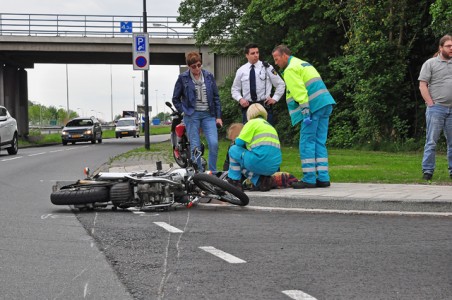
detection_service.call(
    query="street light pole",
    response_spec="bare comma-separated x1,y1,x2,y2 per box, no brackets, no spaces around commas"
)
155,89,158,116
143,0,150,150
152,23,179,38
132,76,136,111
66,64,69,114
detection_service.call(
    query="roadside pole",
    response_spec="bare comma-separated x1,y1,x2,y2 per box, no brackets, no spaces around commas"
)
143,0,150,150
131,0,150,150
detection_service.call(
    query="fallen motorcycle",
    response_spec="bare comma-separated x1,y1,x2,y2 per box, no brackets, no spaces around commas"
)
50,161,249,211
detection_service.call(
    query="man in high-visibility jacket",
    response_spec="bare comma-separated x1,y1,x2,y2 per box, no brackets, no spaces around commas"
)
227,103,282,191
272,45,336,189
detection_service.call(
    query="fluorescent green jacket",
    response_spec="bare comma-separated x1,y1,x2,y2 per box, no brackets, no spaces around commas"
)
281,56,336,126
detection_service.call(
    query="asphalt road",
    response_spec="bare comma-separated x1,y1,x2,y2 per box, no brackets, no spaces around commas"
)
0,137,154,299
1,138,452,299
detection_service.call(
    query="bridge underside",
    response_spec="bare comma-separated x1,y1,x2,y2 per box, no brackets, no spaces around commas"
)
0,36,242,136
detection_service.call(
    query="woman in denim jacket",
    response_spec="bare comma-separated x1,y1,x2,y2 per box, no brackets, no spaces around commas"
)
172,51,223,171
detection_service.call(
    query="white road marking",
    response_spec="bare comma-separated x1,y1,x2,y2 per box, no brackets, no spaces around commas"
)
28,152,46,157
40,214,76,219
127,207,146,215
1,156,23,161
199,246,246,264
84,283,89,298
282,290,317,300
153,222,183,233
201,204,452,217
49,149,65,153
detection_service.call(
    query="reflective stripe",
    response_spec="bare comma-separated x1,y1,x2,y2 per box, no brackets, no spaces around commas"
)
230,158,238,163
289,106,302,116
302,158,316,164
251,133,279,143
250,141,281,149
230,165,241,171
316,158,328,163
301,62,312,67
317,166,329,171
302,167,316,172
286,96,294,104
305,77,321,87
308,89,328,101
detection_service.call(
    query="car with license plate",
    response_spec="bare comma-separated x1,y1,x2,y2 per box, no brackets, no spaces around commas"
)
115,117,140,138
0,105,19,155
61,116,102,145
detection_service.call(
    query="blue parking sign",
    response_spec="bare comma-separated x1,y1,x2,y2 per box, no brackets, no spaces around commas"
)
132,33,149,70
120,21,133,33
135,36,147,52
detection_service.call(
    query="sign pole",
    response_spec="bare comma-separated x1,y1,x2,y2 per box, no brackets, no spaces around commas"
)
143,0,150,150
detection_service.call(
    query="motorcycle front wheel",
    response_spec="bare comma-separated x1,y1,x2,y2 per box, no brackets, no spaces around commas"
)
51,186,109,205
193,173,249,206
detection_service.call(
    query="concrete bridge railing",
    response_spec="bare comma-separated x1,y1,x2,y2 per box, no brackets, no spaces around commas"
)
0,13,193,38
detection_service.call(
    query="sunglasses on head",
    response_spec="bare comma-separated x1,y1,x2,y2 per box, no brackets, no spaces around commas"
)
190,63,202,69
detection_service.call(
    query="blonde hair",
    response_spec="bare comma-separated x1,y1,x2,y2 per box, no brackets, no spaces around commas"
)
227,123,244,140
246,103,268,121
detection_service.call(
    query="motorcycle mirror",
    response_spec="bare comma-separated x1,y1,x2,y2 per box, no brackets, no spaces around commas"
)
165,101,172,107
83,167,90,177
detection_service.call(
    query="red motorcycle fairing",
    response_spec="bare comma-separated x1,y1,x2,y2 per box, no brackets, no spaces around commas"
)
175,123,186,138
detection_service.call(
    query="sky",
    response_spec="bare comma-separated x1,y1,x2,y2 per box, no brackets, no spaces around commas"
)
3,0,183,122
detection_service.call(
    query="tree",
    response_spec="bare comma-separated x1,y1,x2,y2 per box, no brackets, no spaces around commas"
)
429,0,452,37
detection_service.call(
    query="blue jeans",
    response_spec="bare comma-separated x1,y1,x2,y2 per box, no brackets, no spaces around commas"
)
299,105,333,184
422,104,452,175
184,111,219,172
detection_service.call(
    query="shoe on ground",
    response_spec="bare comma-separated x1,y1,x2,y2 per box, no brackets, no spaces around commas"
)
256,175,273,192
226,177,243,191
292,181,317,189
316,180,331,188
422,173,432,180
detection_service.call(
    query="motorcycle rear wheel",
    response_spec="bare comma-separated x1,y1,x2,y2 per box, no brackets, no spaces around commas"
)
51,186,109,205
193,173,249,206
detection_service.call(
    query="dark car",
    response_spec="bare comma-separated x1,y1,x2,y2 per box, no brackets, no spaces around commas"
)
61,117,102,145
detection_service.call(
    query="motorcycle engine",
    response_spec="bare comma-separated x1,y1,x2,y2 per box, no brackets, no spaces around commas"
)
135,170,191,205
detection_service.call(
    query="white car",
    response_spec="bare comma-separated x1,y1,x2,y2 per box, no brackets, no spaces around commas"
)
0,105,19,155
115,117,140,138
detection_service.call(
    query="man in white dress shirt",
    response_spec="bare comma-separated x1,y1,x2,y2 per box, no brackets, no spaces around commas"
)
231,43,286,124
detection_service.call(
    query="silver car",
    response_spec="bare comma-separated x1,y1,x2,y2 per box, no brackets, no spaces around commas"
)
0,105,19,155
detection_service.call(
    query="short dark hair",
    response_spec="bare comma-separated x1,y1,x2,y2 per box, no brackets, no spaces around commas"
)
272,44,291,56
244,43,259,55
439,34,452,47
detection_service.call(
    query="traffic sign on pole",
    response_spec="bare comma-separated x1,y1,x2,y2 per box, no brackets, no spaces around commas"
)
132,33,149,70
120,21,133,33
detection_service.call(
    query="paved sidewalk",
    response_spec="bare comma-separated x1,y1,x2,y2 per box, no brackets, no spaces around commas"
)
108,159,452,214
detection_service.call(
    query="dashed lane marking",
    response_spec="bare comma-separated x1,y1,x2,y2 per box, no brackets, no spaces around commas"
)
153,222,183,233
282,290,317,300
28,152,46,157
199,246,246,264
1,156,23,162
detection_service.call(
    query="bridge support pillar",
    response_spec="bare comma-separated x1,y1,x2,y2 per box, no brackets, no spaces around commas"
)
0,65,29,137
200,46,215,77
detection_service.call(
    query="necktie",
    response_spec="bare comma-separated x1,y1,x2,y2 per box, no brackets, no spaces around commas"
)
250,64,257,101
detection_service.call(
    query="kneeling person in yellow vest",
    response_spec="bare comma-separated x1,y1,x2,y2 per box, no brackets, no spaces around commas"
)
226,103,282,191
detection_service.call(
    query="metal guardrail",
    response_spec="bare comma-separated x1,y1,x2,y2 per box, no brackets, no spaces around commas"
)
0,13,194,38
